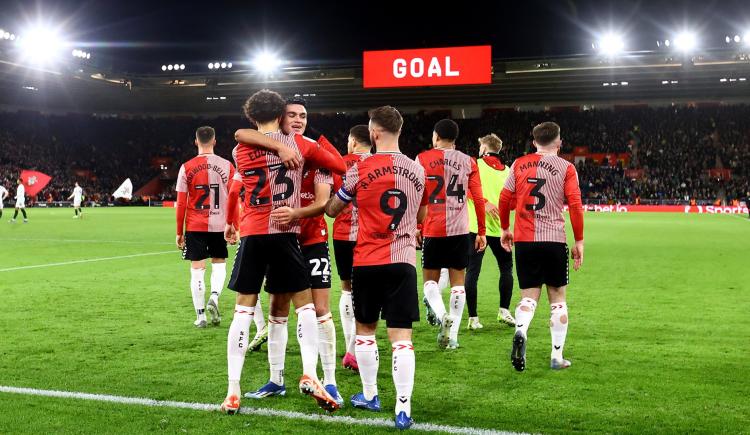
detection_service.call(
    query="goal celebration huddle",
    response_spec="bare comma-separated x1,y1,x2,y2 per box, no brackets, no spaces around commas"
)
174,89,585,430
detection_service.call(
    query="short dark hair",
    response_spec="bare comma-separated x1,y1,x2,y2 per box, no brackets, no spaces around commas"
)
434,119,459,141
243,89,286,124
368,106,403,134
532,122,561,146
286,96,308,108
195,126,215,144
349,125,371,146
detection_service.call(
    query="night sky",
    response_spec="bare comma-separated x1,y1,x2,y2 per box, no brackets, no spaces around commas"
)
0,0,748,72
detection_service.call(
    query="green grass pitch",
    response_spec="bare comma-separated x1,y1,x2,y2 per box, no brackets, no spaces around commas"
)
0,207,748,434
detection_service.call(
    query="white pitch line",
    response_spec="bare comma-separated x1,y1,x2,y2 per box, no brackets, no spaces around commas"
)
0,251,175,272
1,237,174,246
0,385,527,435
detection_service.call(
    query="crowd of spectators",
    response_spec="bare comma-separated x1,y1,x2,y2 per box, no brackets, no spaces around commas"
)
0,105,747,205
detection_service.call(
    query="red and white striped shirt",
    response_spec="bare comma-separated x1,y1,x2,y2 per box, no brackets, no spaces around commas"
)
176,154,235,234
227,132,345,237
336,152,427,267
500,153,584,243
417,148,486,237
298,168,334,246
332,152,371,241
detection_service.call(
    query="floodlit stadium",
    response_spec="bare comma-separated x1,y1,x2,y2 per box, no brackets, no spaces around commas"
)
0,1,748,434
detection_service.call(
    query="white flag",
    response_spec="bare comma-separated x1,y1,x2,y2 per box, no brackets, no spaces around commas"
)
113,178,133,200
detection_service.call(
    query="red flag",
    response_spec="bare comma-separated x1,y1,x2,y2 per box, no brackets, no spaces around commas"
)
20,170,52,197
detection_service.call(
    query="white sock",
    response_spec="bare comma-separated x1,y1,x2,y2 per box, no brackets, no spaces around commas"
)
268,315,288,385
423,280,446,319
392,341,415,416
254,298,266,330
190,268,206,321
515,297,537,338
448,286,466,341
317,313,337,386
355,335,379,400
339,290,355,353
227,304,254,396
438,268,450,293
550,302,568,360
210,262,226,305
296,303,319,378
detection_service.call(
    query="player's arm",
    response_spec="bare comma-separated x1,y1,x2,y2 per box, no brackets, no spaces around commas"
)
499,162,517,252
326,164,357,217
468,161,487,251
272,177,332,224
415,182,429,246
299,135,346,175
234,129,301,169
564,164,585,271
175,166,189,249
224,173,242,244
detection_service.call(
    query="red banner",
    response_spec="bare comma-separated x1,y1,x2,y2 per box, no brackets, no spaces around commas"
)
563,204,748,214
624,169,645,179
707,169,731,180
363,46,492,88
20,170,52,196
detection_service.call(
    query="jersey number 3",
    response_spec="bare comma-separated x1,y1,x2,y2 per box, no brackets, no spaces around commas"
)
525,177,547,211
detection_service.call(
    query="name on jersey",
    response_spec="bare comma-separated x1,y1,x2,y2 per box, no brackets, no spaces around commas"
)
359,165,424,192
186,163,229,184
428,158,462,171
516,160,560,176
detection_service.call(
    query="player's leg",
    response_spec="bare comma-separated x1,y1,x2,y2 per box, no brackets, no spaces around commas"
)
245,292,290,398
333,240,357,370
446,267,466,349
383,263,419,429
11,207,18,221
437,268,450,292
248,296,268,351
547,285,570,369
306,242,341,405
222,236,264,414
20,206,27,221
422,238,447,327
350,265,383,412
205,233,229,326
73,203,78,218
222,292,258,413
207,258,226,326
190,260,207,328
546,243,571,370
465,232,485,330
488,236,515,326
511,242,543,371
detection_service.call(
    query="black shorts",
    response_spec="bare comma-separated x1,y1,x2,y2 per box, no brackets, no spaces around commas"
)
332,239,355,281
302,242,331,290
352,263,419,329
228,233,311,295
421,234,471,270
514,242,569,289
182,231,228,261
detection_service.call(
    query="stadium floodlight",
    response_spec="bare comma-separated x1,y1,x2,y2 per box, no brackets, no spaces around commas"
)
726,36,731,43
221,62,227,68
17,25,67,65
227,62,232,68
597,33,625,56
252,51,282,74
673,31,697,52
161,65,167,71
664,39,670,47
173,64,179,70
208,63,214,69
179,64,185,70
167,64,173,70
9,33,15,41
734,35,741,43
744,32,750,44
